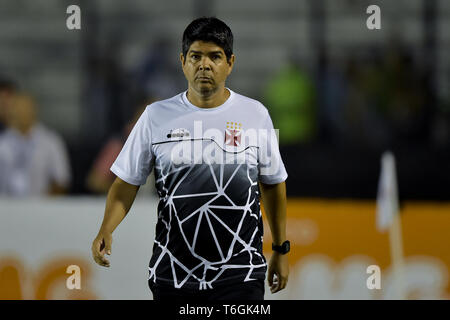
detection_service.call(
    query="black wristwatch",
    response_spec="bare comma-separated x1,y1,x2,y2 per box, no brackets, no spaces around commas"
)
272,240,290,254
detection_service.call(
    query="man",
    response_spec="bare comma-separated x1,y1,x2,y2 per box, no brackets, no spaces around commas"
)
0,93,71,196
92,17,289,301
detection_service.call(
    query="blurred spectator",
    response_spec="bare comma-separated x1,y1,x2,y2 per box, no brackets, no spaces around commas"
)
0,78,17,134
381,46,428,143
0,93,71,196
263,62,317,145
343,53,391,148
85,51,125,144
341,44,428,149
133,38,184,100
316,53,348,144
85,99,153,194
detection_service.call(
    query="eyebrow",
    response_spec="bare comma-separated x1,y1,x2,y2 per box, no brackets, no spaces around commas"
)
189,50,223,55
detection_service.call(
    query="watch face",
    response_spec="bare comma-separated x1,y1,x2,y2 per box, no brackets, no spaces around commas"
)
272,241,290,253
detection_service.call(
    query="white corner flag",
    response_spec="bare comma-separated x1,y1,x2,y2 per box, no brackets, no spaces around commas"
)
376,151,406,299
376,152,399,232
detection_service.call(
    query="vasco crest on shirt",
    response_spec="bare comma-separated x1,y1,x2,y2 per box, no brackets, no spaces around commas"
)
225,121,242,147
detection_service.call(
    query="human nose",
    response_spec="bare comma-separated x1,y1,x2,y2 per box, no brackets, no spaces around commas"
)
198,57,212,71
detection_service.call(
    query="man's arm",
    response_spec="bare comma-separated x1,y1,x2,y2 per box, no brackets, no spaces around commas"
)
91,177,139,267
259,181,289,293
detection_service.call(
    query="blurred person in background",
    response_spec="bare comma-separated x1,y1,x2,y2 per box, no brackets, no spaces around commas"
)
315,51,349,145
343,54,387,147
134,38,185,100
380,45,428,144
343,43,428,149
84,38,129,146
263,56,317,145
85,98,154,194
0,78,17,134
0,93,71,196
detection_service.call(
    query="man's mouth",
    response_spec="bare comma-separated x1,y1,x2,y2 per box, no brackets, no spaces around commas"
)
197,76,212,81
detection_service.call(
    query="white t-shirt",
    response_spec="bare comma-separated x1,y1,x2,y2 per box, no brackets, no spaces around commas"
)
111,88,288,290
0,124,71,196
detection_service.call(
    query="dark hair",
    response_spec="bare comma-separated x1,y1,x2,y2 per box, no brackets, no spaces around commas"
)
0,78,18,92
182,17,233,62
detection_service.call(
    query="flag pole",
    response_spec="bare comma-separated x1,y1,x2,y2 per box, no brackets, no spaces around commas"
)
389,207,406,300
376,151,406,299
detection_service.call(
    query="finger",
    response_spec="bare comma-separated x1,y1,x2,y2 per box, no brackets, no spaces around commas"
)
271,284,280,293
94,250,109,263
93,255,103,265
105,238,112,255
273,282,280,293
94,254,110,267
100,258,110,267
272,274,287,293
270,275,279,293
279,276,287,291
96,259,110,267
92,238,103,255
92,245,105,263
92,239,110,267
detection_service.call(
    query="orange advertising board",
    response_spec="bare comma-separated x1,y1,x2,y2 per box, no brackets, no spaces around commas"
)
0,198,449,299
262,199,450,299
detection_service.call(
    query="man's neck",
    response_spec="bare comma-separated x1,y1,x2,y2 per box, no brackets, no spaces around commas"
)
186,86,230,109
12,124,33,137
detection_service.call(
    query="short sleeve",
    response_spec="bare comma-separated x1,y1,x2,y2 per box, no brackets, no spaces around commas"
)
258,109,288,184
110,107,154,185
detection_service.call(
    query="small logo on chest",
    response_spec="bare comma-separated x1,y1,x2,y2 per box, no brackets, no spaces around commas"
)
225,121,242,147
167,128,190,139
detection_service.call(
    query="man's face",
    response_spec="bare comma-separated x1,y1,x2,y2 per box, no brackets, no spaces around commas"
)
181,40,234,95
8,95,36,132
0,88,15,124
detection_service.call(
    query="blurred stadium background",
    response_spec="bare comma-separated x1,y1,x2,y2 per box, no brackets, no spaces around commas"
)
0,0,449,299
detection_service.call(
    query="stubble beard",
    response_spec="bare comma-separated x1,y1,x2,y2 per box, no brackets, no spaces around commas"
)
197,83,218,98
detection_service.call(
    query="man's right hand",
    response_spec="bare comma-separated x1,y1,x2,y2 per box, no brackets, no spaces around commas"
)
91,177,139,268
92,232,112,267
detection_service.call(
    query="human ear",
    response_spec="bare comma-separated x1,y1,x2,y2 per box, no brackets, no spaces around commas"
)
180,53,185,66
227,54,235,75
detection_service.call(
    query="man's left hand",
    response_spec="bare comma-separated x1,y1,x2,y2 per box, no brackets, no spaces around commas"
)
267,252,289,294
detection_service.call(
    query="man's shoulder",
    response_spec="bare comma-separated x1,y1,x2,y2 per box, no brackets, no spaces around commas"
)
34,124,60,139
33,124,67,151
231,90,269,117
145,92,184,114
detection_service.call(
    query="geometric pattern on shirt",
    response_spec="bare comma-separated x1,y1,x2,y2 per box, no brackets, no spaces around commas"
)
148,160,266,290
